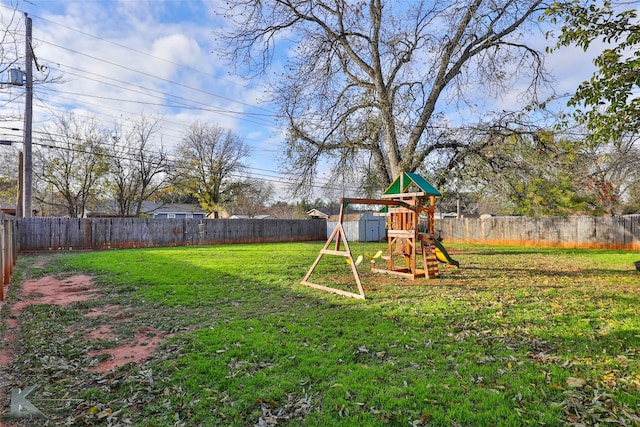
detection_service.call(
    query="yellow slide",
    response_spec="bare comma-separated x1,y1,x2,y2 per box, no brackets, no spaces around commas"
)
434,240,460,267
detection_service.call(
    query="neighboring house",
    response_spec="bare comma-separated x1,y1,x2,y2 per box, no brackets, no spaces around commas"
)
90,202,207,219
306,209,329,220
148,203,207,219
228,214,272,219
0,203,16,216
326,211,386,242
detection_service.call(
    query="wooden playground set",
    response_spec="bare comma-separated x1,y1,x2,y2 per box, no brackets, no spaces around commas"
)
302,172,459,299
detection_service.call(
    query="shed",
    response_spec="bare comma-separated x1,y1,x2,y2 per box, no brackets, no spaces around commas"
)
327,211,386,242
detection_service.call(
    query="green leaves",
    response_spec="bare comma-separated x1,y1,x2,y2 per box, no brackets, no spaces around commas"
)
545,1,640,147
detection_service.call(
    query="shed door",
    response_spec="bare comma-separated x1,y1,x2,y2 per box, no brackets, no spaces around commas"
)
364,218,380,242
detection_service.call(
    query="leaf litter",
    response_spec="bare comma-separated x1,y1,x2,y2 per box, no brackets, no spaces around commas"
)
0,255,195,425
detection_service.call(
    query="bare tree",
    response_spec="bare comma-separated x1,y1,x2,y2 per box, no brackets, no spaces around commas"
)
34,114,110,217
216,0,546,192
581,135,640,215
108,115,170,217
175,122,251,218
228,178,275,217
108,125,138,217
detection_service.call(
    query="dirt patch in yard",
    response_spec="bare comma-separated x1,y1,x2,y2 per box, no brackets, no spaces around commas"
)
0,269,171,423
86,326,166,372
9,274,97,315
4,274,166,370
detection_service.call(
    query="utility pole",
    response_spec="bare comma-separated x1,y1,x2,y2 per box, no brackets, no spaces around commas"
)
23,13,33,218
16,152,23,218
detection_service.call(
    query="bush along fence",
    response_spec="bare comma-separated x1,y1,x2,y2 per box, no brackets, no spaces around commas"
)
1,214,18,301
438,215,640,250
18,217,326,252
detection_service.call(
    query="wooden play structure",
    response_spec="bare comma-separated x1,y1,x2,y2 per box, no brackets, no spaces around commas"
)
302,172,455,299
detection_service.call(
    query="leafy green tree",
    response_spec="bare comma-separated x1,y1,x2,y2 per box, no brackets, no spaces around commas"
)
0,146,18,208
175,122,251,218
0,177,16,207
452,126,594,217
623,184,640,214
154,183,200,205
546,1,639,146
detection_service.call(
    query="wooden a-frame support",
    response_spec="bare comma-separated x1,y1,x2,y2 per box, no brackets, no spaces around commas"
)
301,197,405,299
301,222,366,299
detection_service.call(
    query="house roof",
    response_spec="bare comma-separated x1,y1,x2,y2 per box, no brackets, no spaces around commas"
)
306,209,329,219
383,172,441,197
1,203,16,215
328,212,383,222
87,201,206,216
145,203,206,214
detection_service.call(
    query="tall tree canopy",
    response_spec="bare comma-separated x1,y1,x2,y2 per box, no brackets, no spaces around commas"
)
546,1,639,146
217,0,546,192
454,128,594,216
175,122,251,218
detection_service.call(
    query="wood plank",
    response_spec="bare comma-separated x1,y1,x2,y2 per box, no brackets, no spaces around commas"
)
300,280,365,299
380,192,426,199
321,249,350,256
388,230,414,237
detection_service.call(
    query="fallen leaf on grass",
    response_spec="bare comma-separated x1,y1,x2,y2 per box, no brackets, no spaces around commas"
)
97,408,113,419
566,377,586,388
411,413,432,426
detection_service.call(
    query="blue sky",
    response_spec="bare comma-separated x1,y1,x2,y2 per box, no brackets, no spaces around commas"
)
1,0,296,195
0,0,608,200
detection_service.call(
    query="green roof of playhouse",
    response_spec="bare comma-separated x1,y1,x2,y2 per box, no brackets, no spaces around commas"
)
383,172,441,196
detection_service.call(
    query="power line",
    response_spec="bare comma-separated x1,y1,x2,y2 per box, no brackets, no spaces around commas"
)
37,39,276,116
31,93,286,157
24,135,358,194
0,4,371,198
23,8,260,100
1,4,289,156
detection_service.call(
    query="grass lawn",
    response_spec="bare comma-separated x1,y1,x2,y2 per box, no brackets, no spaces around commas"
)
2,242,640,426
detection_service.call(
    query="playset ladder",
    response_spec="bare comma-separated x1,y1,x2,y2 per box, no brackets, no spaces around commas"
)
420,233,440,279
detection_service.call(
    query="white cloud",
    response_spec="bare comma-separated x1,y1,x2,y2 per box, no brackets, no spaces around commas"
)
150,34,201,68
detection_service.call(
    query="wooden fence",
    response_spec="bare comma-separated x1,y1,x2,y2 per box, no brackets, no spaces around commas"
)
18,217,326,252
437,215,640,250
1,214,18,301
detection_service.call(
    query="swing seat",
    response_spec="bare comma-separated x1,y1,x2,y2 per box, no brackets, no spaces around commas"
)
380,254,394,270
